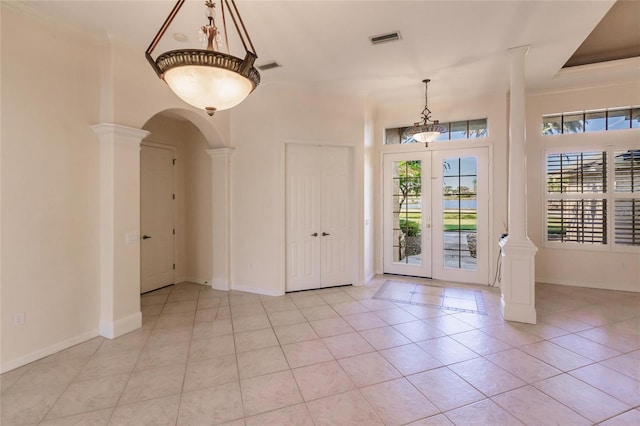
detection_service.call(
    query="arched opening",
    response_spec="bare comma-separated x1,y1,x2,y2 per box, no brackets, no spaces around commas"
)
138,110,220,300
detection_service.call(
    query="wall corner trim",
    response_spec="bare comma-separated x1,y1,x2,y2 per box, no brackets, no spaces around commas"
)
99,312,142,340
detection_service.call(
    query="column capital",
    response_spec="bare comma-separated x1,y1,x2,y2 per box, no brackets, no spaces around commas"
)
207,147,235,159
91,123,150,141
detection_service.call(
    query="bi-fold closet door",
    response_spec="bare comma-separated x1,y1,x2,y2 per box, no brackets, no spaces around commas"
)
286,144,354,292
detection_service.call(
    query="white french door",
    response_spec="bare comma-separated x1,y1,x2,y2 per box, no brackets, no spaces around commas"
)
140,144,176,293
286,144,354,291
383,152,433,277
383,148,489,284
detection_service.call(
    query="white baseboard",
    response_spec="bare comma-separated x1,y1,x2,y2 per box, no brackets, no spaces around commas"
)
0,329,99,374
211,278,230,291
99,311,142,339
231,283,284,297
357,271,376,286
185,276,210,286
537,276,640,293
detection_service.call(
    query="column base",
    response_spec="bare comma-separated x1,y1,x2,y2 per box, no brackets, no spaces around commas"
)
500,237,538,324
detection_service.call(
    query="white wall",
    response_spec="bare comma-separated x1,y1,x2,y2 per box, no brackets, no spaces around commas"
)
142,115,213,286
373,93,509,285
527,79,640,292
1,5,101,370
229,84,367,295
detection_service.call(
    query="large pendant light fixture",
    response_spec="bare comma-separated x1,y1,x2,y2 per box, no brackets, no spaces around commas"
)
145,0,260,116
409,79,443,147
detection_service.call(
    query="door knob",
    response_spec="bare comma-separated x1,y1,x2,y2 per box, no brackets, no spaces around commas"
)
322,232,330,236
311,233,318,237
142,235,152,240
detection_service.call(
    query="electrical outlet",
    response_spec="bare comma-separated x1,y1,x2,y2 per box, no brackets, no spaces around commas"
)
13,312,26,326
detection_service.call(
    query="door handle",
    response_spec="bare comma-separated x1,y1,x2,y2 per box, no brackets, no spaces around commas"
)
311,233,318,237
322,232,330,236
142,235,152,240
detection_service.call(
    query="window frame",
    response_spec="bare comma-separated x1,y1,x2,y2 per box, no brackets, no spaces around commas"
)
543,145,640,253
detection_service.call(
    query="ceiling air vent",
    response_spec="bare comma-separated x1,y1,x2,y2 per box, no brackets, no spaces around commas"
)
370,31,401,45
257,61,281,71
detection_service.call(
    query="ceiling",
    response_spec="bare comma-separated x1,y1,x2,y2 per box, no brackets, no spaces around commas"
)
11,0,636,104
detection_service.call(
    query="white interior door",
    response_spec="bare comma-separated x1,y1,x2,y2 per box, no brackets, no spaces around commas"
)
141,144,175,293
286,144,353,291
383,152,432,277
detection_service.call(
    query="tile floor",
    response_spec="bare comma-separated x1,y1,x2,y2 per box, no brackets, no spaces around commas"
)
1,276,639,425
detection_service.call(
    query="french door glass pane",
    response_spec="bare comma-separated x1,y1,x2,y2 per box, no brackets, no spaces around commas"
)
443,157,477,270
392,161,422,264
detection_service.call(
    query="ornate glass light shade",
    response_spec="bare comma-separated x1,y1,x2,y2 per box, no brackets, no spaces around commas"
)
409,79,443,147
146,0,260,116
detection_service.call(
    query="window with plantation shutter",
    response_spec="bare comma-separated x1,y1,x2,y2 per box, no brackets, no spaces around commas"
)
545,148,640,250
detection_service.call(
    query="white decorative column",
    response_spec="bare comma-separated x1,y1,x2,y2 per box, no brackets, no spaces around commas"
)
91,123,150,338
207,148,234,291
501,46,538,324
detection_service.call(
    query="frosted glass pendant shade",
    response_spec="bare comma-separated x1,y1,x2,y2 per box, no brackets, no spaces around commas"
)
164,65,254,113
410,127,440,143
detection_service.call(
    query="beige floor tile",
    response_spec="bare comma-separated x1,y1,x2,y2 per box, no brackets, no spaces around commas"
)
267,309,306,326
177,382,244,425
600,409,640,426
380,343,442,375
0,364,31,393
451,312,504,328
492,385,591,425
141,293,168,307
320,292,354,304
7,357,86,393
309,317,355,337
197,297,221,310
408,366,484,411
135,342,188,371
161,300,197,315
153,311,195,330
273,322,319,345
232,313,271,333
426,314,476,335
416,336,479,365
579,326,640,353
282,339,334,368
406,414,454,425
534,374,631,423
240,370,303,417
445,398,523,425
299,305,339,321
118,364,185,406
393,320,445,342
360,377,439,425
39,408,113,426
551,334,622,361
519,340,593,371
375,308,418,325
450,329,512,355
486,348,561,383
234,328,279,353
306,390,383,426
330,300,369,316
342,312,388,331
110,394,179,426
400,304,446,319
322,332,375,359
359,298,399,311
192,319,233,339
229,292,262,306
245,403,314,426
539,311,595,333
290,293,327,308
510,320,569,340
448,357,525,396
262,298,298,314
194,307,218,323
292,360,355,401
189,334,235,362
47,374,129,420
146,326,192,348
231,302,266,318
38,337,104,364
570,363,640,406
481,323,543,346
237,346,289,379
338,352,402,387
359,326,411,350
605,350,640,374
1,385,66,424
183,354,238,392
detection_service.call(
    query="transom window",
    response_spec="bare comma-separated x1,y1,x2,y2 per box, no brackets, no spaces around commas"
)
545,148,640,248
385,118,487,145
542,106,640,135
